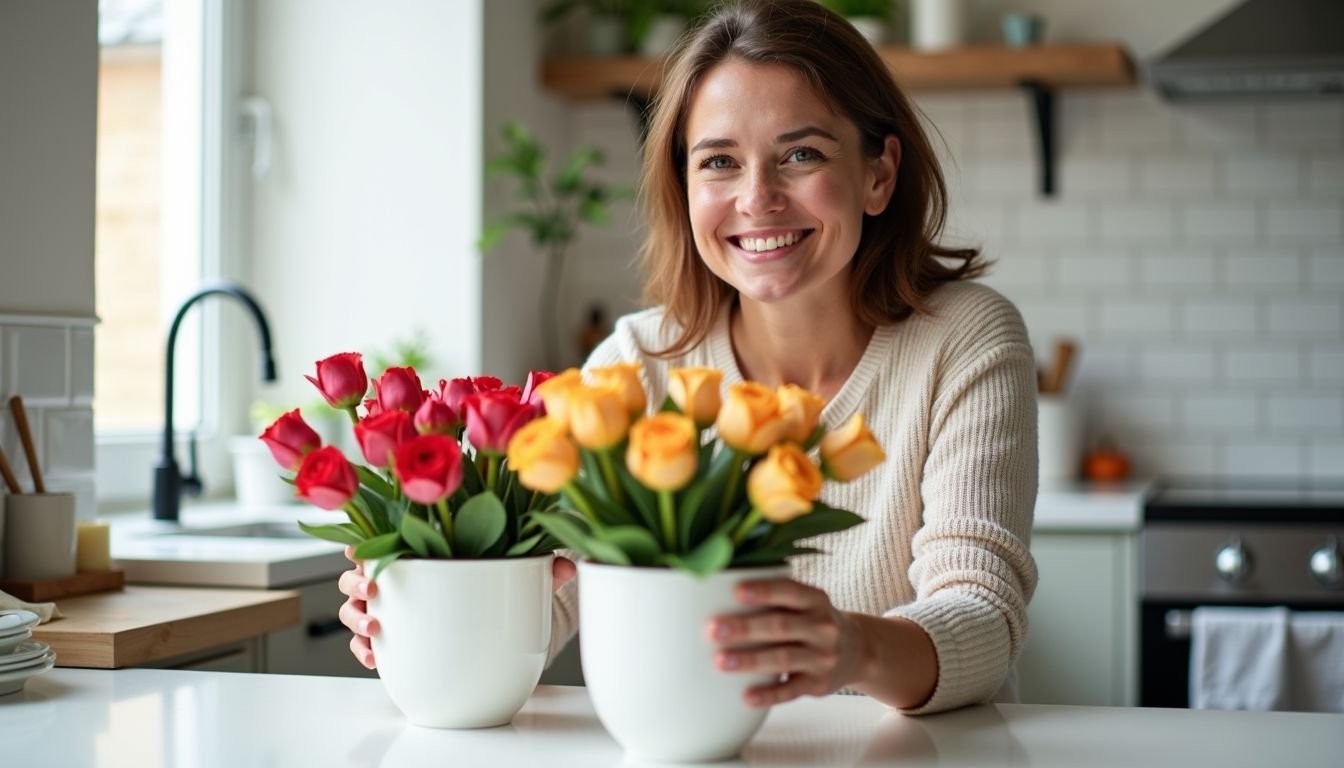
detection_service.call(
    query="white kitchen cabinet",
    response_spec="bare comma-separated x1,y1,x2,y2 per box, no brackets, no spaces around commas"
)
265,580,378,678
1017,531,1137,706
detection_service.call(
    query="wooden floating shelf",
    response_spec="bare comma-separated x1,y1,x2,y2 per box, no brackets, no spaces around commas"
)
542,42,1136,100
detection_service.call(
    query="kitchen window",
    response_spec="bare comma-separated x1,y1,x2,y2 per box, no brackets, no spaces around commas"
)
95,0,244,504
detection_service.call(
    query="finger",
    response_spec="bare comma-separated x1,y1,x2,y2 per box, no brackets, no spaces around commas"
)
338,598,379,637
715,644,836,676
344,545,355,563
350,635,377,669
735,579,826,611
708,610,839,649
744,673,831,708
338,569,376,600
553,556,577,591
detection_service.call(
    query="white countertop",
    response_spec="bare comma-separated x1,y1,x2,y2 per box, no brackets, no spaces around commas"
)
4,668,1339,767
1033,479,1153,533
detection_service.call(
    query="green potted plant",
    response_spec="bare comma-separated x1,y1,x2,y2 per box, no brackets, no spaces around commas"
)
479,121,630,369
542,0,631,55
820,0,893,46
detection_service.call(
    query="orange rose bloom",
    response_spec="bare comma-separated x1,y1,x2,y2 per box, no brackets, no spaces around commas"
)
747,443,823,524
567,385,631,451
589,363,647,417
820,414,886,481
626,413,699,492
668,367,723,427
776,384,825,443
506,417,579,494
534,368,584,429
716,381,787,455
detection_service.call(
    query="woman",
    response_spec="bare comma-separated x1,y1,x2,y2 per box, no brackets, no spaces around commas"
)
339,0,1037,715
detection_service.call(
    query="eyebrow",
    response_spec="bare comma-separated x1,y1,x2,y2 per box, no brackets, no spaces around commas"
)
688,126,840,154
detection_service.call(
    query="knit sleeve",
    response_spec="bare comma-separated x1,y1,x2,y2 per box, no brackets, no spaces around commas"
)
885,301,1039,715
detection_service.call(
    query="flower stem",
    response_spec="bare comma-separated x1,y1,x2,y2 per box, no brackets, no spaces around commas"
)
596,449,626,507
486,455,501,495
730,508,763,547
658,490,677,550
563,482,599,525
526,489,542,513
343,502,376,539
436,498,454,546
717,450,746,526
344,406,360,426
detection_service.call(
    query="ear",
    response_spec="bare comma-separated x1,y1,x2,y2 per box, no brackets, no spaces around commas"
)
863,135,901,216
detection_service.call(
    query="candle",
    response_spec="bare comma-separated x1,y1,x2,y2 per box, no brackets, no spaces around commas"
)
76,519,111,572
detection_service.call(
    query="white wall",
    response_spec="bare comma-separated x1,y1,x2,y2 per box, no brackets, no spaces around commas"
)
549,0,1343,482
0,0,98,317
245,0,484,406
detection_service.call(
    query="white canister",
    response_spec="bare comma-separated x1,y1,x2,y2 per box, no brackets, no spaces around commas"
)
3,492,77,582
230,436,298,506
910,0,965,51
1037,395,1082,485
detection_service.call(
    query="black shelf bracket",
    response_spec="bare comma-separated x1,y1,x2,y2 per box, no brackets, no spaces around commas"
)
1018,79,1056,197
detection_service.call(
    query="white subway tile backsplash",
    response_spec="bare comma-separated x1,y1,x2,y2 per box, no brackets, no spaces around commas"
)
4,326,68,403
1175,103,1258,151
1088,392,1177,439
1073,343,1136,388
1265,299,1343,337
1310,439,1344,480
1055,253,1131,289
1181,299,1256,335
1306,251,1344,287
1182,394,1257,433
71,328,94,404
1099,104,1178,152
1018,301,1091,348
1183,203,1258,242
1130,438,1218,478
1267,395,1344,434
971,160,1035,198
1137,156,1217,196
1224,440,1307,479
1014,201,1091,242
1261,102,1344,150
1265,203,1344,243
1221,156,1303,196
979,250,1050,290
1306,154,1344,195
1058,157,1134,196
44,407,95,475
1138,345,1217,385
1223,345,1302,384
1309,345,1344,383
1224,251,1302,289
1098,203,1177,243
1100,301,1176,337
1137,250,1218,288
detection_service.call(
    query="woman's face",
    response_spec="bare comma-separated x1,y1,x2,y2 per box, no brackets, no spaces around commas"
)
683,59,897,307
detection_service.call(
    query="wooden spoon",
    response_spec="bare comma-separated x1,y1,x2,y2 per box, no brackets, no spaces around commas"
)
0,442,21,493
8,395,45,493
1042,340,1077,396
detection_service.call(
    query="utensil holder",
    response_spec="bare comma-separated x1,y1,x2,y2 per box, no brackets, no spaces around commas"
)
1038,395,1081,485
3,493,77,582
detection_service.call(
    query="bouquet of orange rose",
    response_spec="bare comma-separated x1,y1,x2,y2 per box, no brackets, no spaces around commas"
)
509,365,883,575
260,352,562,579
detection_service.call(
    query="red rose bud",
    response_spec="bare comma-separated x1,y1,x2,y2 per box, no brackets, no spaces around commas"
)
373,366,425,413
464,390,538,455
362,397,382,418
414,397,458,435
522,370,557,408
472,376,503,392
354,409,417,468
259,409,321,470
392,434,464,505
499,385,523,401
294,445,358,510
305,353,367,410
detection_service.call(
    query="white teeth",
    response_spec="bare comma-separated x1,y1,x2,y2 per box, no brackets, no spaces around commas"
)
739,232,800,252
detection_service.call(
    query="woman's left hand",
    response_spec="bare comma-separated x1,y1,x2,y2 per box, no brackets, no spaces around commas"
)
706,578,868,708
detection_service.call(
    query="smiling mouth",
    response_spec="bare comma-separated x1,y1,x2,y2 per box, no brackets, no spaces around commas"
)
728,229,814,254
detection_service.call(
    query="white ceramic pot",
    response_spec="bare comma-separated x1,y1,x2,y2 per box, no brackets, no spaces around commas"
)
230,436,297,506
1038,394,1081,485
910,0,965,51
367,554,553,728
578,561,790,763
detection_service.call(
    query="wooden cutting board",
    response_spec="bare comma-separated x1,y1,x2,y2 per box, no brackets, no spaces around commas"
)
32,585,300,668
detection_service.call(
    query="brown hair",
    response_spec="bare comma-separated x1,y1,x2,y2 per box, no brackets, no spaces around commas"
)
638,0,986,358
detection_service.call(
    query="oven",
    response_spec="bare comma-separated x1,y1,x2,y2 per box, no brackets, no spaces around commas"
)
1139,485,1344,708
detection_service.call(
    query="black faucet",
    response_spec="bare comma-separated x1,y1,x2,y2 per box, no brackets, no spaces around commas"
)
153,281,277,522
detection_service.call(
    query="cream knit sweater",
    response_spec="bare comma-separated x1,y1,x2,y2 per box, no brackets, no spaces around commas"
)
549,280,1039,715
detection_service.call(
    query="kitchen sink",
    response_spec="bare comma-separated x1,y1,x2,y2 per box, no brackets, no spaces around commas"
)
163,521,309,539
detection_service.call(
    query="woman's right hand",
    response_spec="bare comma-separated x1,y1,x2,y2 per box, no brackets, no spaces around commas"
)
337,547,578,669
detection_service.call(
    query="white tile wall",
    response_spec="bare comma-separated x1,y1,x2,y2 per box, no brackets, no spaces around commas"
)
0,314,97,518
561,90,1344,482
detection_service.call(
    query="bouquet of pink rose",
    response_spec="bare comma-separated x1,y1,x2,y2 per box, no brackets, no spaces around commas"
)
260,352,562,579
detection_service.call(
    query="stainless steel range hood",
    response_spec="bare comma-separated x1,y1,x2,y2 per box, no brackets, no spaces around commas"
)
1147,0,1344,99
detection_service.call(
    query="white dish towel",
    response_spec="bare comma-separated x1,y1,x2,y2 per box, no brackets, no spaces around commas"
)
1191,606,1344,712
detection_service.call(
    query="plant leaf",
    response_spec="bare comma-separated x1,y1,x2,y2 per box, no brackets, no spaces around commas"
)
596,525,663,566
659,395,681,414
663,532,733,576
571,476,637,526
297,521,365,547
355,465,394,498
354,489,391,534
679,447,741,549
461,451,486,496
761,502,865,550
368,551,407,581
615,465,659,532
533,513,597,559
731,544,821,567
400,511,453,558
352,531,404,560
505,532,545,557
455,492,509,556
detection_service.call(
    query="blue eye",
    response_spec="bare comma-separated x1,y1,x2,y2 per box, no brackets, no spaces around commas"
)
699,155,734,170
788,147,822,163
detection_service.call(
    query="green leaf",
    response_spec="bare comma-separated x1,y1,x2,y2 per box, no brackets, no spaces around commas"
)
762,502,865,550
615,465,659,532
368,551,407,581
554,146,603,195
505,532,545,557
663,532,733,576
462,451,486,496
400,511,453,558
533,513,597,559
659,395,682,414
455,492,509,556
585,536,632,566
477,218,512,252
802,424,826,453
352,531,404,560
355,465,394,498
596,525,663,566
297,521,365,547
731,544,821,567
679,447,742,549
571,475,637,526
354,489,391,534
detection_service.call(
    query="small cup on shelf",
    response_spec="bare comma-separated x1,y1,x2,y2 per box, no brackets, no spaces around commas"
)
1002,12,1045,47
3,492,77,582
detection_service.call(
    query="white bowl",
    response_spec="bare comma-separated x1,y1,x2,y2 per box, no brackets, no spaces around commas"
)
0,640,49,670
0,650,55,697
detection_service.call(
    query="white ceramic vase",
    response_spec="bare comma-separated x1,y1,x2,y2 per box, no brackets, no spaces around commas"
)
367,555,553,728
578,561,790,763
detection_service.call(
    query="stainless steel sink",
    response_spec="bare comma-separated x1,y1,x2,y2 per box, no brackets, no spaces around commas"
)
163,521,309,539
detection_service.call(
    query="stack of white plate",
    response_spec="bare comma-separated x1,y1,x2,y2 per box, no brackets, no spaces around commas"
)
0,610,56,696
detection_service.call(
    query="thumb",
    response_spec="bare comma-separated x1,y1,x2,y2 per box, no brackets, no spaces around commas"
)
552,556,577,591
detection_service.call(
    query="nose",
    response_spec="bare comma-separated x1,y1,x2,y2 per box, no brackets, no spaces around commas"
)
736,166,786,217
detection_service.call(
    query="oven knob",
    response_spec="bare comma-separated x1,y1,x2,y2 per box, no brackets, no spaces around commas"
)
1309,537,1342,588
1215,537,1253,584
